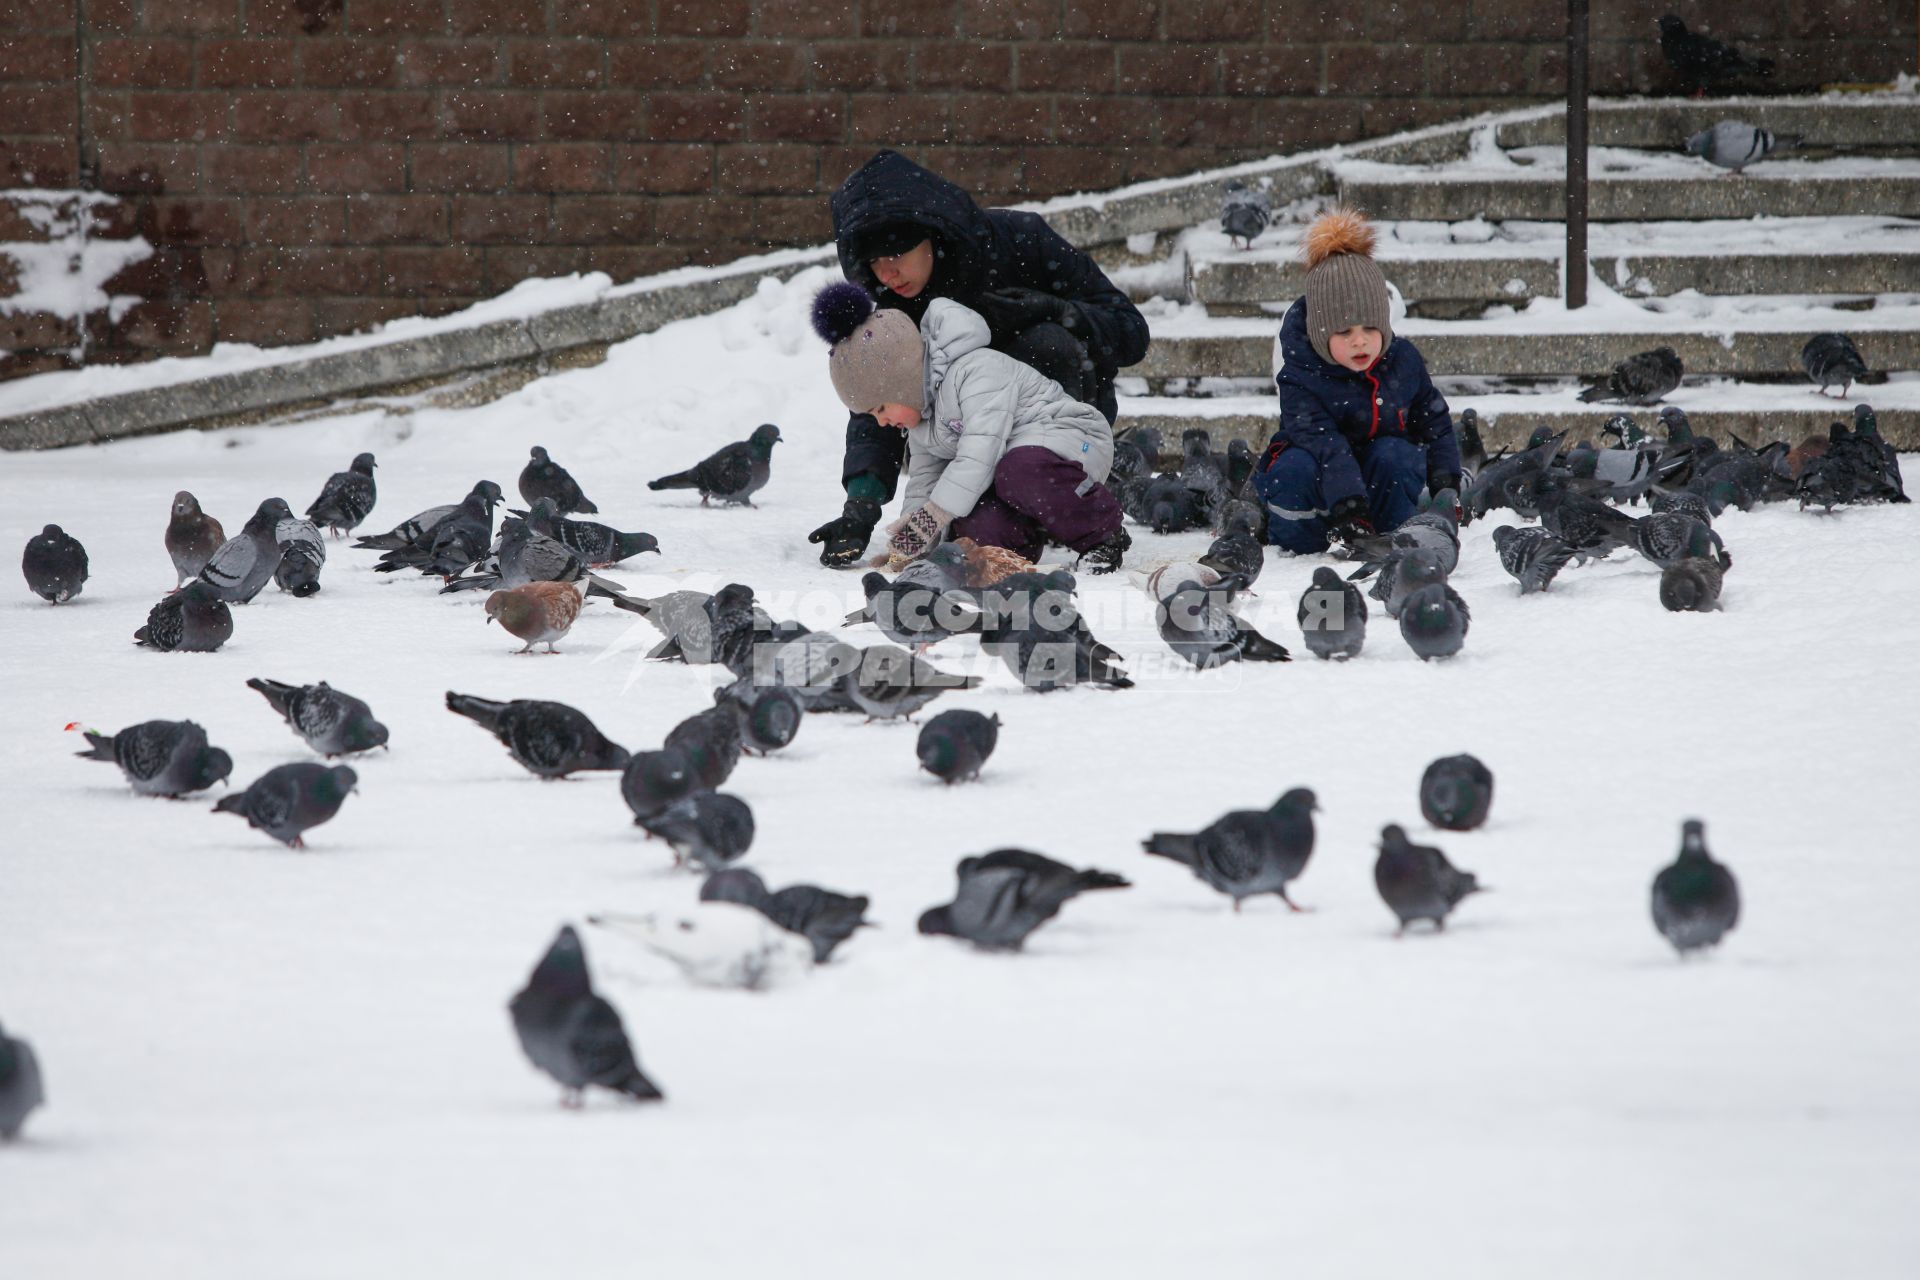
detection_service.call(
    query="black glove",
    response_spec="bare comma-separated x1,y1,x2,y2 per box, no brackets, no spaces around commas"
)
1325,496,1376,546
973,287,1081,342
808,498,882,568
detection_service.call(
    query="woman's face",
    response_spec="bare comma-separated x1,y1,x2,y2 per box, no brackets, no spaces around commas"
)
871,240,935,298
1328,326,1383,371
872,403,922,429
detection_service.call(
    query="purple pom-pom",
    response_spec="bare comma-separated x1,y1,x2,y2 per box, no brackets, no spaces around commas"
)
811,281,876,346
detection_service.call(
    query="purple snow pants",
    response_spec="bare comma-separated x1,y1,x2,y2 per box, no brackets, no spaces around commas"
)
948,446,1123,561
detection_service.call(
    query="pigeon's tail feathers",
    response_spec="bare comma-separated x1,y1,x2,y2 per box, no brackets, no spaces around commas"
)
437,572,499,595
647,470,699,491
613,1064,665,1102
445,691,508,730
1239,628,1293,662
212,792,247,815
581,571,626,596
1576,384,1613,404
1142,833,1198,867
75,730,117,761
1075,868,1133,893
352,531,408,550
245,677,299,717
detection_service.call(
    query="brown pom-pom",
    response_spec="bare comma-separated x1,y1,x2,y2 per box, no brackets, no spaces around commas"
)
1300,207,1376,269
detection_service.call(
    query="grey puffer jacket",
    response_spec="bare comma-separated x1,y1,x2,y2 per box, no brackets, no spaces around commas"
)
902,299,1115,518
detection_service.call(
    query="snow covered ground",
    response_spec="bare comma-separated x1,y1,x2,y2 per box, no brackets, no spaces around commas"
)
4,265,1920,1278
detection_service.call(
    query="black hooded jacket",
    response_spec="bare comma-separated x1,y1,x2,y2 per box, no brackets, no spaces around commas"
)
829,150,1151,495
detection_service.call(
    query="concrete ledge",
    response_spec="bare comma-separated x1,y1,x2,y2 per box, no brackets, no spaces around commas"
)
1497,99,1920,151
1193,254,1557,307
1339,174,1920,222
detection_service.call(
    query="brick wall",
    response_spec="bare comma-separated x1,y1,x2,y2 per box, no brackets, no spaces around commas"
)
0,0,1909,379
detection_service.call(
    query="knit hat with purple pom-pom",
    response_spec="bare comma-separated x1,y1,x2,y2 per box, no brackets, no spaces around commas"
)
812,281,924,415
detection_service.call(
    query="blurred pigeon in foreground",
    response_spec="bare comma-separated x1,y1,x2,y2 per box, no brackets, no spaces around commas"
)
1298,566,1366,660
0,1023,44,1141
917,708,1000,784
588,907,812,991
518,446,597,515
1801,333,1869,399
1491,524,1577,595
21,524,87,603
485,581,583,654
1220,178,1271,250
664,704,742,791
918,849,1129,951
715,680,802,755
1143,788,1318,912
1399,583,1470,661
73,719,232,797
305,452,377,536
1420,754,1493,831
445,692,629,778
602,588,723,663
848,644,983,721
213,762,357,849
273,516,326,597
1374,824,1483,934
637,791,755,872
199,498,293,603
1651,819,1740,954
647,424,782,507
619,747,702,823
702,868,873,964
1686,120,1793,172
509,925,662,1105
1658,14,1774,93
1658,557,1724,612
1578,347,1683,405
167,490,226,587
246,678,388,757
134,581,232,652
355,480,500,552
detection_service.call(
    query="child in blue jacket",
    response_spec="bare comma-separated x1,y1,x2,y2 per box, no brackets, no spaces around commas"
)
1253,209,1462,552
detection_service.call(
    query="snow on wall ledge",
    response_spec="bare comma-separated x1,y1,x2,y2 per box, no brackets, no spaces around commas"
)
0,189,152,363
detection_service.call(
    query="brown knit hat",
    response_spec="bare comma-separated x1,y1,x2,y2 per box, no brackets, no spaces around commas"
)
1301,208,1392,366
814,281,926,413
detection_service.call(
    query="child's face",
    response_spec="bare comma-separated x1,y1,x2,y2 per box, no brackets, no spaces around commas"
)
870,240,935,298
1328,326,1384,371
873,403,922,429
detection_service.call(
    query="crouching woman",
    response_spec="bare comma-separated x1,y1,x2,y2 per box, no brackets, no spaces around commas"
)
812,283,1129,572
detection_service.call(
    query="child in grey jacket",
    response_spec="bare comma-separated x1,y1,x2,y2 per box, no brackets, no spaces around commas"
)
811,282,1128,571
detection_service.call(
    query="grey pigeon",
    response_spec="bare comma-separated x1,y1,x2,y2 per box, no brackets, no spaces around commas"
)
74,719,233,797
979,570,1131,692
1143,787,1318,912
1359,542,1450,620
638,791,754,871
1686,120,1793,172
518,445,598,515
1853,404,1906,501
1659,557,1724,612
1658,14,1774,93
1577,347,1683,405
273,516,327,597
1374,824,1482,934
305,451,377,536
373,483,501,578
246,678,389,757
604,588,726,663
1801,333,1869,398
917,708,1000,783
664,704,742,790
444,692,629,778
1457,407,1487,483
1111,426,1164,483
1651,819,1740,954
851,547,982,648
134,580,233,652
1464,428,1569,520
1348,499,1461,577
213,762,357,849
1647,488,1713,525
1629,511,1730,571
1535,480,1639,560
701,868,872,964
0,1023,44,1141
847,644,983,721
439,498,588,594
1298,566,1367,660
1197,511,1265,587
1131,472,1207,534
353,480,500,552
1178,429,1230,526
21,524,87,603
199,498,294,603
1491,524,1577,594
166,490,226,586
647,424,782,506
714,680,802,755
1420,754,1493,831
1220,178,1271,249
1154,575,1290,668
918,849,1129,951
511,510,658,566
619,747,702,823
1398,583,1470,661
508,924,663,1107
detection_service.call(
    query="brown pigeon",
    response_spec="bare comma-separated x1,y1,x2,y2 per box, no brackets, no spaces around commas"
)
485,580,584,654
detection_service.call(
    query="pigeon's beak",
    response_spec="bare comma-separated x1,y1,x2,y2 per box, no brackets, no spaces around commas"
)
486,615,496,626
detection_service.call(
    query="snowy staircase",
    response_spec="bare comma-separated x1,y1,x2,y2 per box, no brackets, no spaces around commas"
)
1115,95,1920,453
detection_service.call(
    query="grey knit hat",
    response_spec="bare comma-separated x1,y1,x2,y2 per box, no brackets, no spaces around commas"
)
827,307,925,414
1301,208,1392,366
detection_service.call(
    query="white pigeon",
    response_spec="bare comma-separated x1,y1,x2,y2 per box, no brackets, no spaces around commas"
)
586,906,814,992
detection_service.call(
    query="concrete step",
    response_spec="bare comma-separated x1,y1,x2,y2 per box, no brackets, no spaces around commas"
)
1496,99,1920,152
1116,387,1920,453
1135,313,1920,381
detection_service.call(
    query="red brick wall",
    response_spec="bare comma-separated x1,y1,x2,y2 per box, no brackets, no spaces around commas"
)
0,1,1909,378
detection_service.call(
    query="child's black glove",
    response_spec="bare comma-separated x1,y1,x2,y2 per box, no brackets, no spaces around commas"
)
808,498,882,567
1325,497,1376,546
